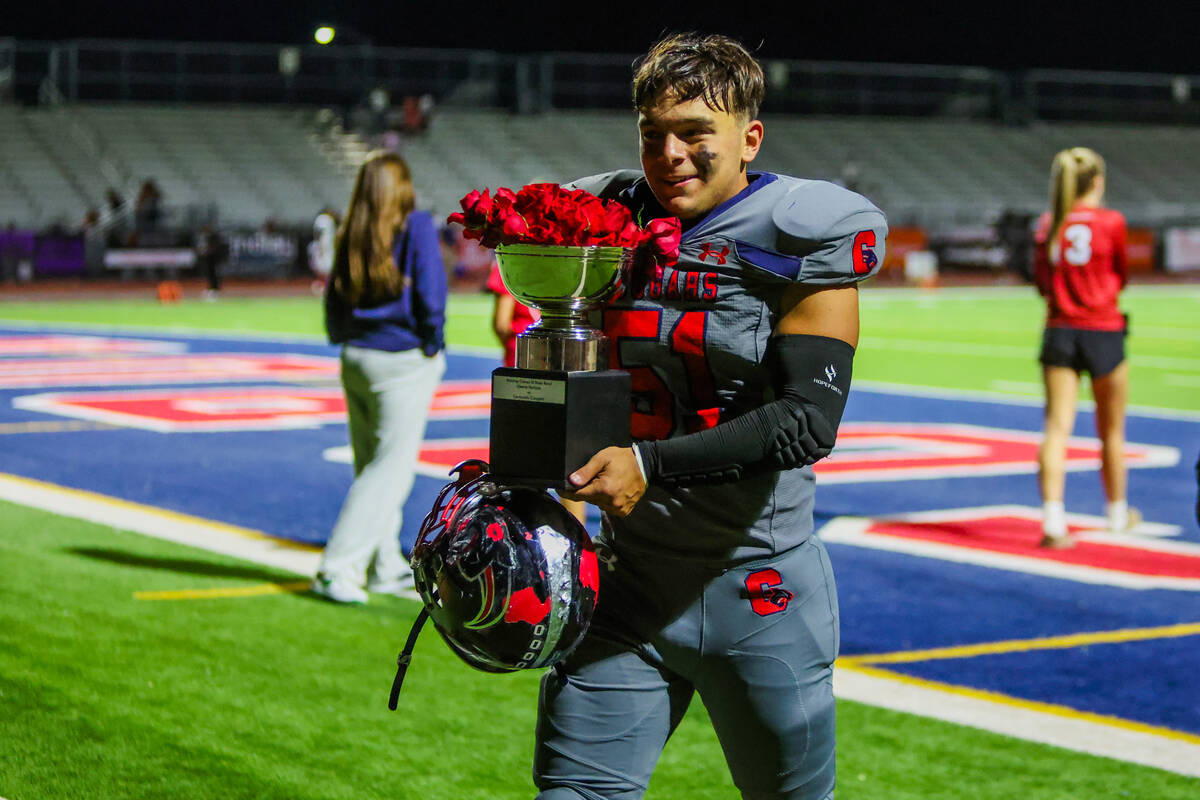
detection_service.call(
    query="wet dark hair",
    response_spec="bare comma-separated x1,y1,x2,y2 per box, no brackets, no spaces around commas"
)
632,32,765,120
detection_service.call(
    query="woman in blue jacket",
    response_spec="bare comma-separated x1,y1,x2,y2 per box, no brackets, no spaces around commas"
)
312,151,447,604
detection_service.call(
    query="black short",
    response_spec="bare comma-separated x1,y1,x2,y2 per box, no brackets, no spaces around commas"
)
1039,326,1126,377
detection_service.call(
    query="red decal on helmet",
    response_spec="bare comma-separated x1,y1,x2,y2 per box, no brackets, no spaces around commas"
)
486,521,505,541
745,568,794,616
504,586,551,625
579,548,599,593
440,493,465,526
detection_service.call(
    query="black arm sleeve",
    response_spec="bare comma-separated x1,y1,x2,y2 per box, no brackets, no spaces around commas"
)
636,334,854,487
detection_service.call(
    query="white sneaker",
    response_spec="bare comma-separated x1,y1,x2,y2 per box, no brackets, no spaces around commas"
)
1039,533,1075,550
367,571,416,597
1109,506,1143,534
310,574,368,605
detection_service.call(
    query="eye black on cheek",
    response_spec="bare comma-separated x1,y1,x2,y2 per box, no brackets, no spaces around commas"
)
693,145,716,175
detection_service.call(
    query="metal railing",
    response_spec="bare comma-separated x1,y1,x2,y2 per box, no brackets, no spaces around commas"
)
1026,69,1200,124
3,38,1194,125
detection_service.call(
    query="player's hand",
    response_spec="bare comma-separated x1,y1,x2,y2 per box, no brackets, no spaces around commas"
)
561,446,646,517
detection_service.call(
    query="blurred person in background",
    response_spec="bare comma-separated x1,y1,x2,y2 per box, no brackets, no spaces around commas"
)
442,222,495,289
1033,147,1137,548
486,260,587,525
80,209,105,276
105,188,130,246
195,226,227,301
487,260,537,376
308,206,339,294
312,151,447,604
134,179,162,234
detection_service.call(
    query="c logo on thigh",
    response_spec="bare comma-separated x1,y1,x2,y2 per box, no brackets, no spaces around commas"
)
745,569,794,616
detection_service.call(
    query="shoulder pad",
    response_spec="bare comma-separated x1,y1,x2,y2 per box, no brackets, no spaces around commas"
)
773,180,885,246
772,181,888,284
563,170,644,201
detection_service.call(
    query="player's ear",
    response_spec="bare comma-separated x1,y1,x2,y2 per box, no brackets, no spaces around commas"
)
742,119,764,166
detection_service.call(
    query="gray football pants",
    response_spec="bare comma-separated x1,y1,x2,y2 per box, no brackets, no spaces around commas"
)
318,345,445,586
534,536,839,800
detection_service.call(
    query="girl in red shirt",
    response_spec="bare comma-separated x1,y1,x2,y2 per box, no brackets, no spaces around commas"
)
1033,147,1137,547
487,260,538,369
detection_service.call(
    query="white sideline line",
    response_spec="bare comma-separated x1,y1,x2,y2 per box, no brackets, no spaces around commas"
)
0,472,321,578
2,472,1197,775
834,667,1200,778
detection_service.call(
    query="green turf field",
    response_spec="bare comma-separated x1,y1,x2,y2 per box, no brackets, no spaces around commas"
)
1,284,1198,799
5,501,1199,800
854,285,1200,412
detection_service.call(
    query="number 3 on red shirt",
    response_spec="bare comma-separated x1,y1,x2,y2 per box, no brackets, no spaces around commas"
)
603,308,720,441
1063,223,1093,266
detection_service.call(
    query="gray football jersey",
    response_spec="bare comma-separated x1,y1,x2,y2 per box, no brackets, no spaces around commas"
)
569,170,888,564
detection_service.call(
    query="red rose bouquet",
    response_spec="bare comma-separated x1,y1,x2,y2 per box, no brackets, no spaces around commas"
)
447,183,681,269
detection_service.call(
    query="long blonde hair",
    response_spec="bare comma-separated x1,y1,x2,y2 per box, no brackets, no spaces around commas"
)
332,150,416,306
1046,147,1105,266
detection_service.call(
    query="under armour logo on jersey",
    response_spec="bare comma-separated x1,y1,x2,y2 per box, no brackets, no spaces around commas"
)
745,568,794,616
825,364,837,382
699,243,730,264
595,541,619,573
853,230,878,274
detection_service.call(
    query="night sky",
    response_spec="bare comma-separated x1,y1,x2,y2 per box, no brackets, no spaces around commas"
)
8,1,1200,75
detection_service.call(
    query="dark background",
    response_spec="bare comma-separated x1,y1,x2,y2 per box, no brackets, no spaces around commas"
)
7,1,1200,74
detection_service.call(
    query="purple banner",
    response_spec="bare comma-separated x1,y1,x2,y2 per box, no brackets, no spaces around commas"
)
0,230,36,261
35,235,86,276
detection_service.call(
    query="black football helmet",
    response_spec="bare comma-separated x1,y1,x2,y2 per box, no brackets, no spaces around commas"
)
389,460,598,707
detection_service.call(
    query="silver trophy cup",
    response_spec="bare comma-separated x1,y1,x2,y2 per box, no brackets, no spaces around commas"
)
489,244,633,488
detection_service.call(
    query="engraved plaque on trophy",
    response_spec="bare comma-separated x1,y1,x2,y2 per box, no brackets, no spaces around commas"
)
488,244,632,490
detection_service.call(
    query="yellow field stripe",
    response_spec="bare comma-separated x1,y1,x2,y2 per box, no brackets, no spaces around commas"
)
135,580,312,601
841,621,1200,666
839,661,1200,746
0,420,119,434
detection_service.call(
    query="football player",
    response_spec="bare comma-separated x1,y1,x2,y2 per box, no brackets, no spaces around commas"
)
1032,147,1137,547
537,33,887,800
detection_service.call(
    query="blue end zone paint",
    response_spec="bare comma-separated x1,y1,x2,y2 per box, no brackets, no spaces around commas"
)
1,324,1195,544
2,325,1198,739
833,543,1196,656
883,640,1200,735
832,542,1200,735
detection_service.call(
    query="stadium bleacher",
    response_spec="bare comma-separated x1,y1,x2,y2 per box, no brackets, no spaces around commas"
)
0,104,359,229
8,102,1199,233
1,40,1198,282
394,110,1200,230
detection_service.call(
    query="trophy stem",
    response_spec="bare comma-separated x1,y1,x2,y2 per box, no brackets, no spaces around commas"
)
515,320,609,372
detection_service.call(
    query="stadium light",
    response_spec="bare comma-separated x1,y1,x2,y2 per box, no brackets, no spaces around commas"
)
314,26,336,45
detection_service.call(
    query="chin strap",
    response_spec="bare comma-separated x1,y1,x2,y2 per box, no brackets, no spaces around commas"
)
388,607,430,710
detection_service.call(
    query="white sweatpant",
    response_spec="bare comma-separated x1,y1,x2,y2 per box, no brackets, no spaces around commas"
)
318,345,446,586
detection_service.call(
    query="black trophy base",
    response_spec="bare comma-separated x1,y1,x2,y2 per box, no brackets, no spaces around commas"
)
489,367,631,491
